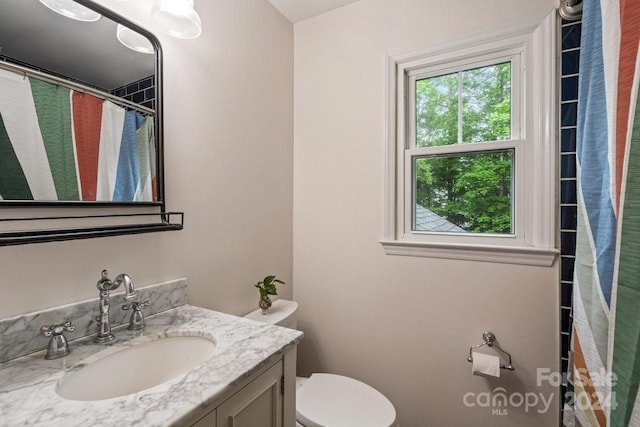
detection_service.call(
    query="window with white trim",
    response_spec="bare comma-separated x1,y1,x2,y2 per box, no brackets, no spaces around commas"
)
381,12,559,266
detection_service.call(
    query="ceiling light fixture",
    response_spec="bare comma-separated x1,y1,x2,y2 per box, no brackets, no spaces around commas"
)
117,24,155,54
38,0,101,22
150,0,202,39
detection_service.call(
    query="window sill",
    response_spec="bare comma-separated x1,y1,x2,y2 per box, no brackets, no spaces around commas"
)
379,240,558,266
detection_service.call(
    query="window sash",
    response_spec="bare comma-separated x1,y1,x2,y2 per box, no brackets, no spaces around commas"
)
401,51,524,241
406,51,522,150
410,149,515,234
403,139,525,243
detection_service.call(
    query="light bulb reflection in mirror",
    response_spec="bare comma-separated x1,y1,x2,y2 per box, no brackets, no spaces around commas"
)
38,0,101,22
117,24,154,54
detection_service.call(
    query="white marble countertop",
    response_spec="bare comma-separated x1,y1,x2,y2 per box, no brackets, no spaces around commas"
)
0,304,303,426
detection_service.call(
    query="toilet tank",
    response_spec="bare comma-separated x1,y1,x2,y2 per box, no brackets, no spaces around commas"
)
244,299,298,329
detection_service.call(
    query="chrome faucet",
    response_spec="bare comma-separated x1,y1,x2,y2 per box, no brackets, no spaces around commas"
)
95,270,136,343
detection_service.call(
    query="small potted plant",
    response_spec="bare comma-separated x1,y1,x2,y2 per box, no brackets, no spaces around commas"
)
255,275,285,314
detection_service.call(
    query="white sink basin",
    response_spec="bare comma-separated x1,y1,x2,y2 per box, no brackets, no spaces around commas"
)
56,335,217,401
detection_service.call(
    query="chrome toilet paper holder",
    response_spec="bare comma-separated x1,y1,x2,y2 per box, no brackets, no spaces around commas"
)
467,331,515,371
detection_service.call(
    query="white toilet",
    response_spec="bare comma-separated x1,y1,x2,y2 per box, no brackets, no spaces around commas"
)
245,299,398,427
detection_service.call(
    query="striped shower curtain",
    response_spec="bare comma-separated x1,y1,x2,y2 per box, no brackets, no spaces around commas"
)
0,68,156,202
564,0,640,426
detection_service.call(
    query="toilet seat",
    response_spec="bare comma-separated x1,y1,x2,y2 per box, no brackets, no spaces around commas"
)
296,373,397,427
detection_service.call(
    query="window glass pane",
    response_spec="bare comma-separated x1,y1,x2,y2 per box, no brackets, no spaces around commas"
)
413,150,513,234
414,62,512,148
462,62,511,142
415,72,458,147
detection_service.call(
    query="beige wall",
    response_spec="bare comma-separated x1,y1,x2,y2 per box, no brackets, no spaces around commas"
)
292,1,560,426
0,0,294,319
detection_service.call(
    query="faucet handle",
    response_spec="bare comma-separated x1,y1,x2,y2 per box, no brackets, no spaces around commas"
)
40,321,75,360
122,300,150,331
41,321,75,336
122,300,150,311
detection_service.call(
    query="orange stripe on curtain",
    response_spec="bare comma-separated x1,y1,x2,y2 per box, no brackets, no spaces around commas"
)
72,92,103,201
573,331,607,427
615,0,640,212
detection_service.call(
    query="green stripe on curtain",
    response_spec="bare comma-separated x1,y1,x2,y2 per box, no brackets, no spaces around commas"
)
29,79,79,200
611,93,640,427
0,114,32,199
575,202,610,362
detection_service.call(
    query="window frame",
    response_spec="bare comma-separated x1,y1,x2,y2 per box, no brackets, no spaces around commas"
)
381,11,559,266
405,52,523,243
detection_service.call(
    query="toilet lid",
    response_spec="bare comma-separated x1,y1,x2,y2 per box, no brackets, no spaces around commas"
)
296,373,397,427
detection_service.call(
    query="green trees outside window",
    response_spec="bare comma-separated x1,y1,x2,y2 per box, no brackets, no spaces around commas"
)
413,62,513,234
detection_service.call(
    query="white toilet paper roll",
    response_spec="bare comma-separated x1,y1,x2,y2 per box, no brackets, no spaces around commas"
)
471,351,501,377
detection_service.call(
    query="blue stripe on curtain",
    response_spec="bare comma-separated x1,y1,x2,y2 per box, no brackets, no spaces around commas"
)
576,0,616,307
112,110,143,201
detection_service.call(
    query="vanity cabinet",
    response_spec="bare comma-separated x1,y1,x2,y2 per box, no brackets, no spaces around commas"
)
189,346,296,427
190,361,282,427
191,411,217,427
216,361,283,427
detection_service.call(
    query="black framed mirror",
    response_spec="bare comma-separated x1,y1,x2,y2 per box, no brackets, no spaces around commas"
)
0,0,182,245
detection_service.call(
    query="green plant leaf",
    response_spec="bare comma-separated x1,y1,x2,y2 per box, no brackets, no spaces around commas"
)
254,275,284,298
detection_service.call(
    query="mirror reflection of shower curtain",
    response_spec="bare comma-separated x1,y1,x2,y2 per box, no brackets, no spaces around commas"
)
0,68,57,200
563,0,640,426
0,69,156,202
